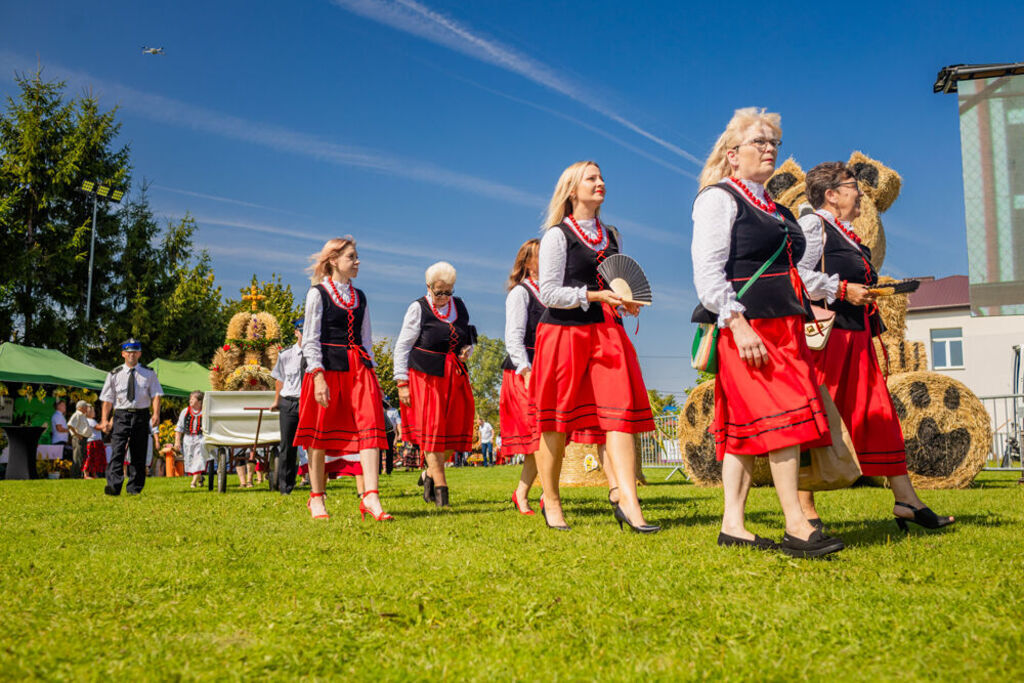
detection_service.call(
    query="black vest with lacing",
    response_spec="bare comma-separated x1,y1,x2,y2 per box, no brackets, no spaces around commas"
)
315,283,373,371
691,182,810,323
183,410,202,435
408,296,475,377
814,218,885,334
502,282,545,371
540,221,621,326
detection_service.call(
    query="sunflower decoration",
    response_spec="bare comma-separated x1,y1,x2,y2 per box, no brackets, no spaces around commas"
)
18,384,34,400
0,384,9,397
53,387,68,399
35,387,48,402
583,453,600,473
157,419,177,447
82,390,98,403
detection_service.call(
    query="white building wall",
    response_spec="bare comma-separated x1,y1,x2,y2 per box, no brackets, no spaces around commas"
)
905,308,1024,397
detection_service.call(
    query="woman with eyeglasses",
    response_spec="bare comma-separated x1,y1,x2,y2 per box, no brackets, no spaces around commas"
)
394,261,476,508
532,160,657,533
691,108,843,558
796,162,954,532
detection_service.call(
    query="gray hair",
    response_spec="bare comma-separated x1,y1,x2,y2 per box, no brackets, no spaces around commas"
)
425,261,457,287
76,400,89,410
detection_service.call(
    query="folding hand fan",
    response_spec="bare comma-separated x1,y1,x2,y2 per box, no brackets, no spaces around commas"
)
597,254,653,306
868,280,921,297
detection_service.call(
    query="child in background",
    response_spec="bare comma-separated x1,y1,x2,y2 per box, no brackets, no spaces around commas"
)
174,391,208,489
83,405,107,479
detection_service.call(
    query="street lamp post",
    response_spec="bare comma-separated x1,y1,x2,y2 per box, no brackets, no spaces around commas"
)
77,180,124,322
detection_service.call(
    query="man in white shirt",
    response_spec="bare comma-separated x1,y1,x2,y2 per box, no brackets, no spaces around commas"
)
478,418,494,467
270,319,304,495
99,338,163,496
67,400,92,478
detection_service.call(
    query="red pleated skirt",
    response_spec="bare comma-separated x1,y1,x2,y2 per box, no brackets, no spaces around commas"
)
533,304,655,435
84,440,107,475
404,353,475,452
499,369,538,457
812,325,907,476
294,349,388,454
713,315,830,460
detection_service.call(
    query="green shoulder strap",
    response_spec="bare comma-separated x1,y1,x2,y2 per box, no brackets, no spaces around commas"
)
735,237,788,300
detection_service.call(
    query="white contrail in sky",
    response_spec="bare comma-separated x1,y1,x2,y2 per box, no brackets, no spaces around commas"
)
330,0,703,166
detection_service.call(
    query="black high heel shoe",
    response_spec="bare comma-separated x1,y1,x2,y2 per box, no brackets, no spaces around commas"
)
894,502,955,531
607,486,619,507
540,498,570,531
613,504,660,534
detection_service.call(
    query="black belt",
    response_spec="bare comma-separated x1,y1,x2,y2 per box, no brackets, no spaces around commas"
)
279,395,300,402
115,408,150,414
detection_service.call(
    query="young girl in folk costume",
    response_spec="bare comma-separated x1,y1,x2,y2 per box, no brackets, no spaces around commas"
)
83,404,107,479
295,237,392,522
175,390,208,488
394,261,476,508
501,239,544,515
796,161,953,532
691,107,842,558
532,161,657,533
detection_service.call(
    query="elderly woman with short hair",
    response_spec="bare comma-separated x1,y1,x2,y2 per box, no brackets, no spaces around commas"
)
796,161,954,532
394,261,476,508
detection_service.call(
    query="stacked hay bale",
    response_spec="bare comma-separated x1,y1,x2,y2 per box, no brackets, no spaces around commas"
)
541,439,646,488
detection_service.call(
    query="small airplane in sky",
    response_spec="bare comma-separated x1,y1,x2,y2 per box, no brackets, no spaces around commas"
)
141,47,164,55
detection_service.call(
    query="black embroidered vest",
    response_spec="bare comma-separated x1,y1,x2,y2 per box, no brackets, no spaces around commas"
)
408,296,476,377
183,410,202,435
691,182,810,323
813,218,885,334
315,283,373,371
502,282,546,371
540,221,621,326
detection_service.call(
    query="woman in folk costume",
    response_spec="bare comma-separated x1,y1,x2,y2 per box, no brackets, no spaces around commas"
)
532,161,657,533
796,162,954,531
691,107,843,558
394,261,476,508
83,404,107,479
295,237,392,522
174,390,208,488
501,238,544,515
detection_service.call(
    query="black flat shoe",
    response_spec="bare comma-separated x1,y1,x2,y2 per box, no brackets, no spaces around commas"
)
540,500,570,531
717,532,778,550
103,485,119,496
807,518,825,532
894,502,955,531
780,529,844,558
422,474,435,503
434,485,450,508
613,504,660,534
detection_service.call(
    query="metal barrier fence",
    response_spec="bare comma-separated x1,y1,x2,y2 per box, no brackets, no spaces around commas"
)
637,415,686,479
979,394,1024,474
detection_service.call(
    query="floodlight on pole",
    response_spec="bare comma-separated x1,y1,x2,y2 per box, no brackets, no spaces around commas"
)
77,180,124,324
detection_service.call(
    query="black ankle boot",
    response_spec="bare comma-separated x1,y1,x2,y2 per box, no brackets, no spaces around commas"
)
422,474,434,503
434,485,449,508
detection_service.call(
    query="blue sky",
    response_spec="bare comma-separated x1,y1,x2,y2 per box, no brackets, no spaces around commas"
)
2,0,1021,397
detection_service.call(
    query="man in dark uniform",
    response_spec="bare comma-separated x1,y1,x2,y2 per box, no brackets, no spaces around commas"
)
99,339,163,496
270,319,304,495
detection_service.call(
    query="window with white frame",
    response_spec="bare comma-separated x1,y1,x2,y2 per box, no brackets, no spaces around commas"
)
930,328,964,369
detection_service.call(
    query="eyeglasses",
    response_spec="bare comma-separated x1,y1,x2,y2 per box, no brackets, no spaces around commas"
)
734,137,782,152
432,289,454,297
833,180,859,189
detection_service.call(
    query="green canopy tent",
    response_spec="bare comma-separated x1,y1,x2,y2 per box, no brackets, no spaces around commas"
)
149,359,212,398
0,342,108,389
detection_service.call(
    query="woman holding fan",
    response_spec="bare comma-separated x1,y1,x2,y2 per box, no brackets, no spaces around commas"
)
690,108,842,557
394,261,476,508
796,162,954,532
532,160,657,533
295,237,392,522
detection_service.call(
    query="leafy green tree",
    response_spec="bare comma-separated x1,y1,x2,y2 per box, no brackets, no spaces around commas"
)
223,274,304,347
467,333,506,426
372,337,397,406
647,388,678,416
0,69,130,357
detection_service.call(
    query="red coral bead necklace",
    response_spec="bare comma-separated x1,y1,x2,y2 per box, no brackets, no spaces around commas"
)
728,177,779,216
566,214,604,247
327,278,357,309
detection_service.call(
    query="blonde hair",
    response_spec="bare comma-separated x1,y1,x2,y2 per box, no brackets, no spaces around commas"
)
425,261,457,286
308,236,355,284
542,161,601,230
698,108,782,189
505,238,539,292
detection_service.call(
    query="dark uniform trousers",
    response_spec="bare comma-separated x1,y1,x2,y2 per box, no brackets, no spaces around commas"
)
277,396,300,494
106,409,151,494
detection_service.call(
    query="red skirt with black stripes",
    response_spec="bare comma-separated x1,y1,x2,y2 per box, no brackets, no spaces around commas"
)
713,315,830,460
811,323,907,476
499,369,538,457
532,304,655,436
404,352,475,452
294,348,388,454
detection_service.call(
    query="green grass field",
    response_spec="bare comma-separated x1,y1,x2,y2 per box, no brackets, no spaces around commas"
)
1,468,1022,681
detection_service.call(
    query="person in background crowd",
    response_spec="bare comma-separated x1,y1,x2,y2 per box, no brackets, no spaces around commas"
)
99,339,163,496
67,400,91,478
271,318,306,495
478,418,494,467
50,398,71,464
175,390,208,489
83,404,106,479
394,261,476,508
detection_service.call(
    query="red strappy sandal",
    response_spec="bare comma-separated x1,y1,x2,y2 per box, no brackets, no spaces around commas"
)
307,492,329,520
359,490,393,522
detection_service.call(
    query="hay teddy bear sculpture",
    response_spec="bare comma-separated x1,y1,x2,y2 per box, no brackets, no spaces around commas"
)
209,291,282,392
678,152,991,489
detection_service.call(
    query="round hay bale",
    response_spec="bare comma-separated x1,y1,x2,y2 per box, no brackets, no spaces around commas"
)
850,193,886,271
873,339,928,375
873,276,908,344
678,380,771,487
766,158,807,210
887,371,991,489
